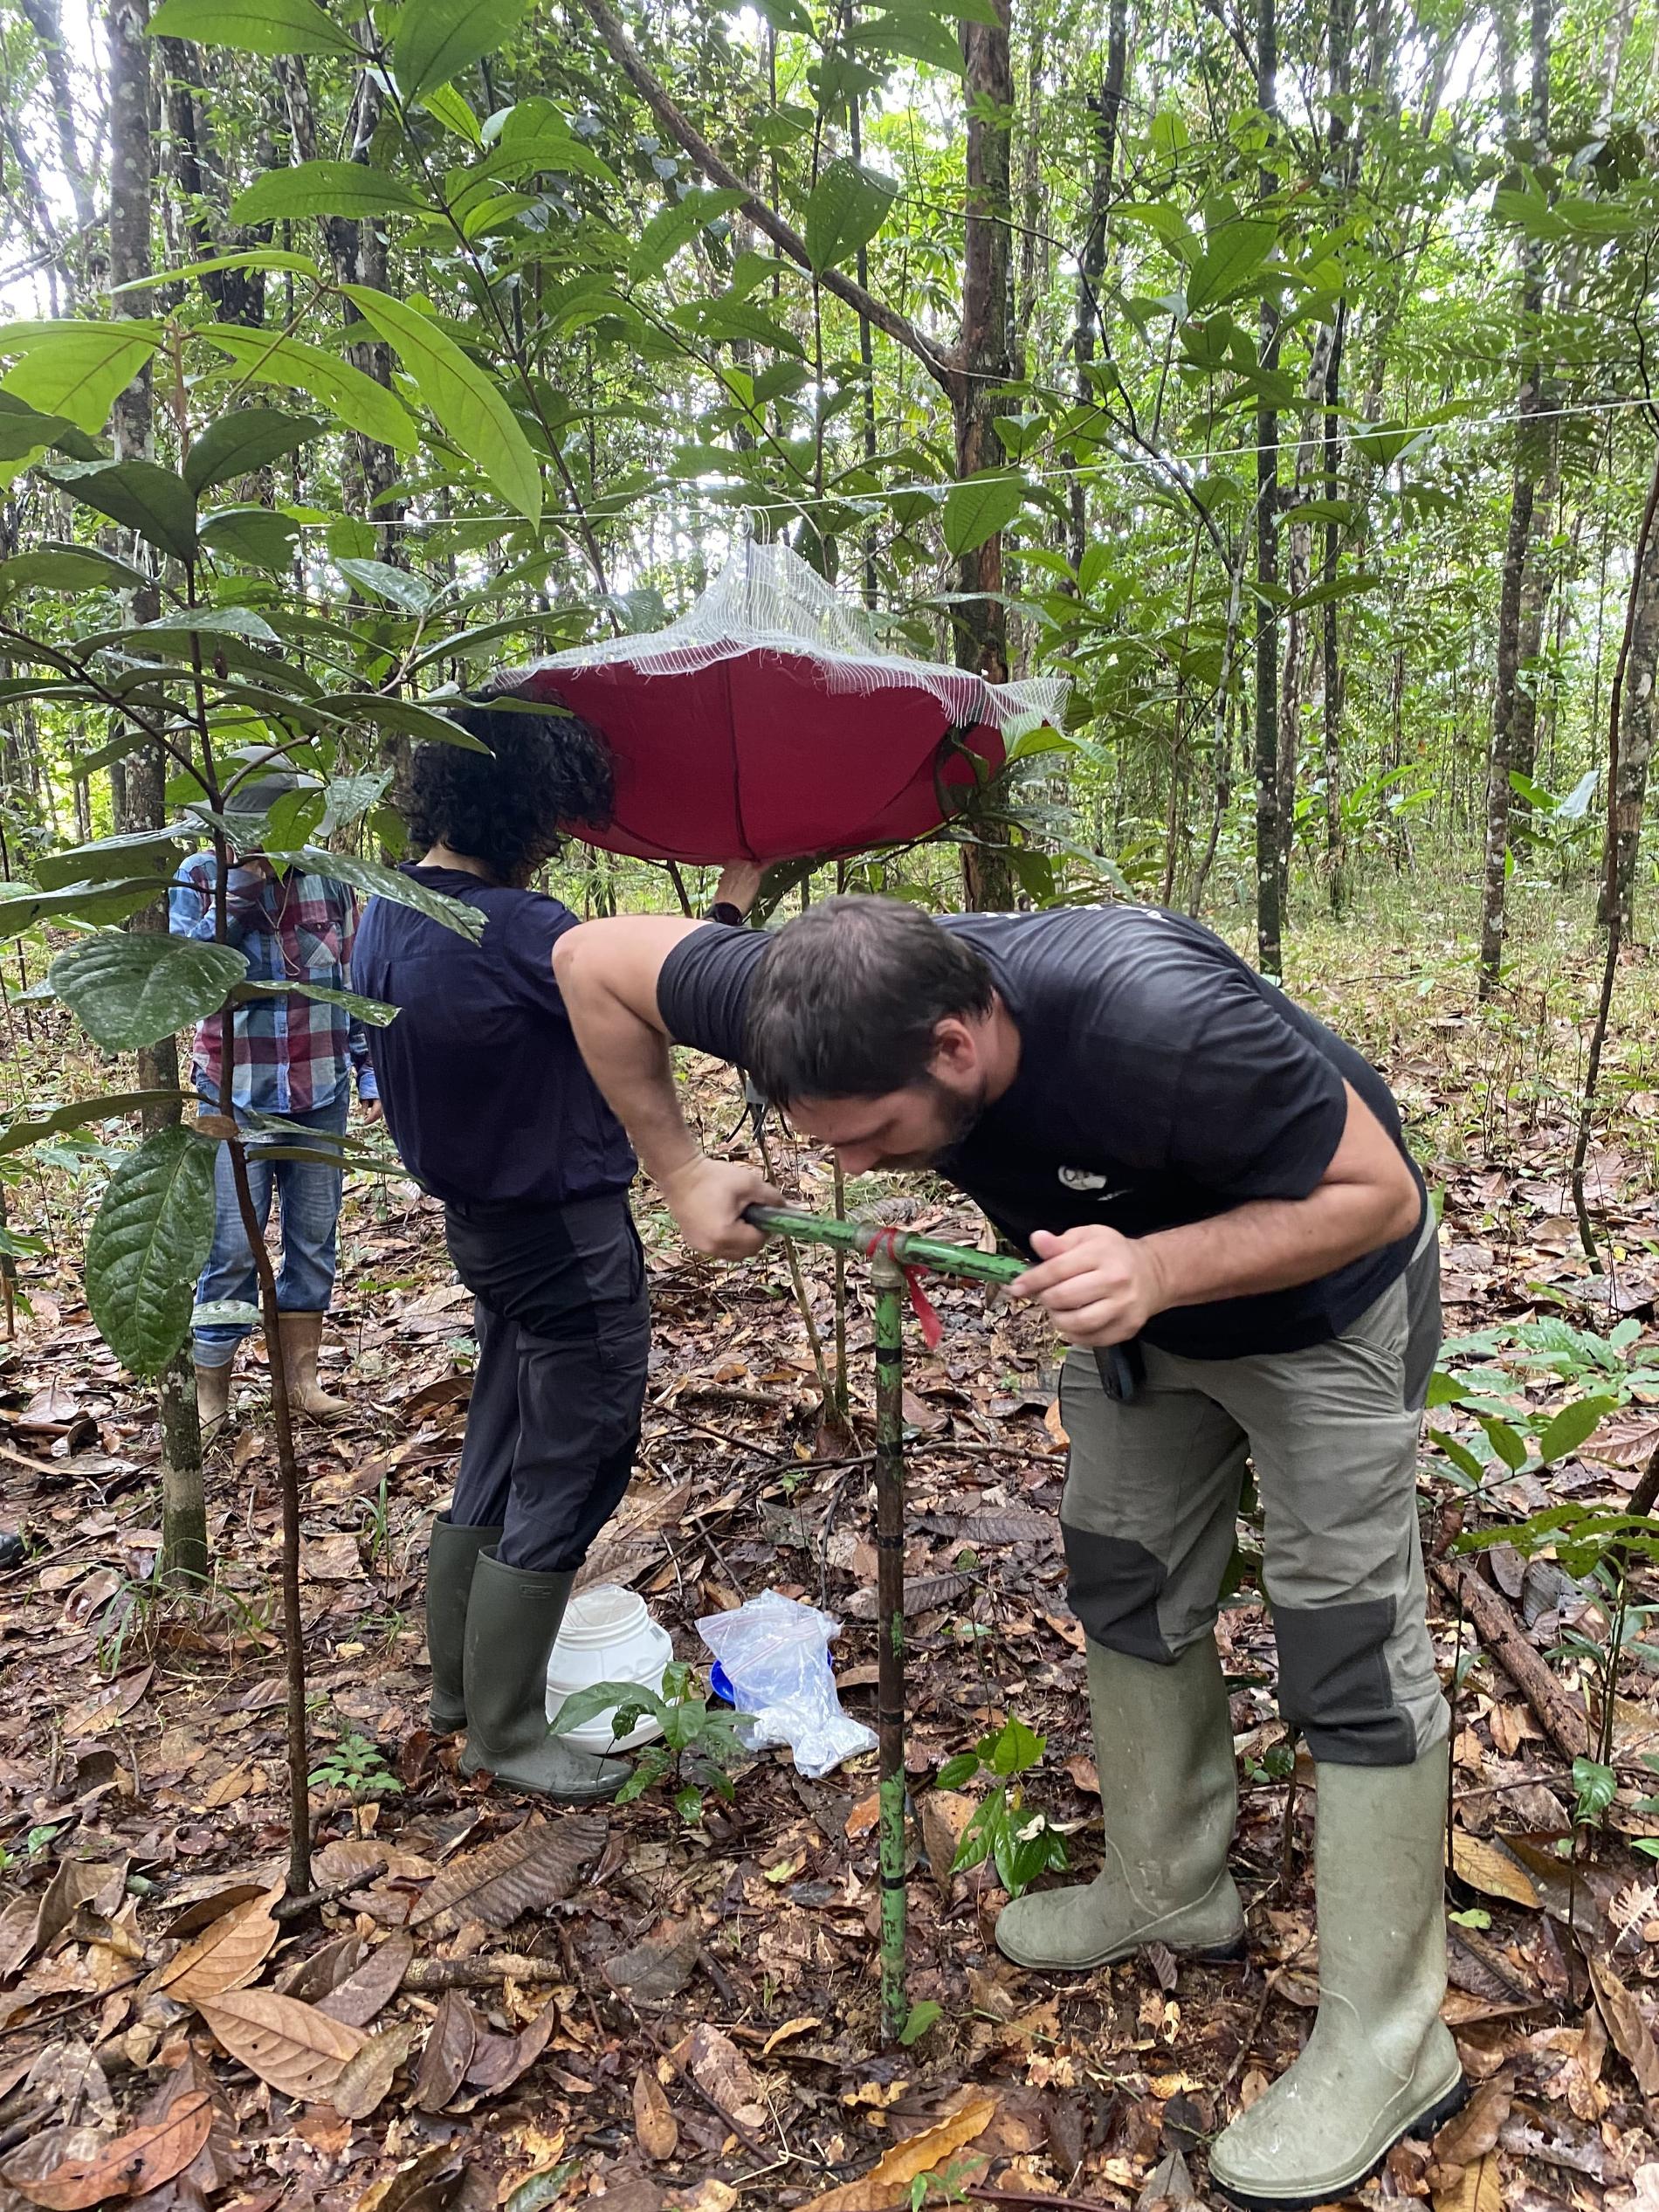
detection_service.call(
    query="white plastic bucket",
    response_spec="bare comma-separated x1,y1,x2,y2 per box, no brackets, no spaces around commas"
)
545,1583,673,1754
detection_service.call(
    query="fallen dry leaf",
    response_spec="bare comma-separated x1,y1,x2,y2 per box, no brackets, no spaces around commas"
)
1587,1953,1659,2098
761,2016,822,2056
317,1932,413,2027
602,1917,701,2002
412,1815,604,1933
330,2022,419,2122
196,1987,368,2100
1449,1830,1540,1910
919,1790,975,1889
59,1669,154,1742
155,1885,282,2003
633,2068,678,2162
1428,2076,1511,2174
1,2090,211,2209
36,1860,127,1954
685,2024,767,2131
1429,2150,1502,2212
792,2091,998,2210
413,1990,478,2113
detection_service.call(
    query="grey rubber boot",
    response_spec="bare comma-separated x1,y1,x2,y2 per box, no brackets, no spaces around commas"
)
458,1550,630,1803
195,1357,233,1443
1208,1736,1465,2210
995,1637,1245,1970
426,1516,504,1732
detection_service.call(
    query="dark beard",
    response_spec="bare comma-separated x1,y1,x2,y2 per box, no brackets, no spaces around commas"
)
876,1074,987,1169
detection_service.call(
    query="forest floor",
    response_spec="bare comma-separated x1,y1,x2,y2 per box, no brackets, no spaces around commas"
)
1,880,1658,2212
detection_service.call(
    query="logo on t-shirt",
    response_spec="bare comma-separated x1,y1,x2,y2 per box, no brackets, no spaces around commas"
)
1057,1167,1131,1202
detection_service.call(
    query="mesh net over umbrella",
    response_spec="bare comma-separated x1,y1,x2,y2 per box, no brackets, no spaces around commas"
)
483,537,1068,865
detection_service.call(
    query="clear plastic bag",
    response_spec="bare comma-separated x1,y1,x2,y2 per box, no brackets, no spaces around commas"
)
697,1590,876,1780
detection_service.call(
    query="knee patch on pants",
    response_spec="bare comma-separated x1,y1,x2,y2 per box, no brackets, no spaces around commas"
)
1062,1524,1176,1664
1277,1599,1418,1764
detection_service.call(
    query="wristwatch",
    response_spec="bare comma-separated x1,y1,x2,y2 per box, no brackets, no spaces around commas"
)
706,901,746,927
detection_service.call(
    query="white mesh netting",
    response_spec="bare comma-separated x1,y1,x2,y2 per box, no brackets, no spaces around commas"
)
501,536,1069,737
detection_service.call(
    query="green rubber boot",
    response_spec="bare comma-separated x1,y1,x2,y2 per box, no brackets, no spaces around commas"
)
1208,1737,1465,2210
995,1637,1245,1971
426,1516,503,1732
458,1550,629,1803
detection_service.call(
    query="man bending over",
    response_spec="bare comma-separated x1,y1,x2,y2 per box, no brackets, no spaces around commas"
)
552,894,1457,2211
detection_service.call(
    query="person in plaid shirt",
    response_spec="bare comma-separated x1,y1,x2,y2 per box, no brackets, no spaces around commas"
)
169,754,380,1436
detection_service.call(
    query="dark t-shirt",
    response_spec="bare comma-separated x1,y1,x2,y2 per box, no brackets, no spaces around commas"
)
353,868,636,1209
658,904,1425,1359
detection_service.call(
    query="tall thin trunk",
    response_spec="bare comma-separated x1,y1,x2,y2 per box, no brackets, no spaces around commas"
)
1253,0,1283,975
1277,324,1337,912
1478,0,1548,997
1320,0,1359,900
1605,456,1659,935
109,0,207,1587
956,0,1017,910
1068,0,1126,571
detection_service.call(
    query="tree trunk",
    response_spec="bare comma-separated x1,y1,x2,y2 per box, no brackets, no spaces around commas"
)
1068,0,1126,571
1320,0,1357,903
1605,464,1659,935
956,0,1017,911
1478,0,1548,998
1510,441,1560,798
1277,324,1337,913
1253,0,1283,975
109,0,208,1588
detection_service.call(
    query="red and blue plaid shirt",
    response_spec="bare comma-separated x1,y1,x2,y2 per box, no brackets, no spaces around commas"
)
169,853,378,1114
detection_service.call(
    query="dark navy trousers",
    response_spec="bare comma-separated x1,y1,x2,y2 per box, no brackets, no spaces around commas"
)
443,1191,650,1574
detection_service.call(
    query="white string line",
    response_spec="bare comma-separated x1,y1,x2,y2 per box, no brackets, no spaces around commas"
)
348,389,1656,534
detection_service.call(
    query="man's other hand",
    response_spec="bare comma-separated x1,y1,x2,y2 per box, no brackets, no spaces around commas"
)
660,1156,779,1258
357,1097,383,1127
1015,1224,1165,1347
712,860,765,917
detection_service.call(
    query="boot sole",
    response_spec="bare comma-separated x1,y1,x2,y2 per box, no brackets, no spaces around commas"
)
1210,2074,1469,2212
459,1755,629,1806
998,1928,1247,1972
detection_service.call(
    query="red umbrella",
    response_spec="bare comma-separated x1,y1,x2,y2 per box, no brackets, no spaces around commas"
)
485,539,1066,865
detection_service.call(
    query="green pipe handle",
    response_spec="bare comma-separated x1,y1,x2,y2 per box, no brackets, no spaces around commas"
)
740,1202,1140,1403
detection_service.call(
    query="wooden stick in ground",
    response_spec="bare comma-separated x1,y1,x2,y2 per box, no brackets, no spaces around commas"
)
403,1954,566,1989
226,1135,313,1898
870,1245,909,2047
1431,1557,1589,1762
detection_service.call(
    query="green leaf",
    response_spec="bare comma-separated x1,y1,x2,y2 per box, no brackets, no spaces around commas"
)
316,692,492,749
853,6,963,72
942,469,1023,556
45,458,197,562
334,557,437,612
270,847,488,938
1572,1755,1617,1825
0,879,172,937
201,327,418,453
0,546,148,598
934,1752,979,1789
33,825,184,891
988,1716,1044,1777
1475,1412,1529,1472
1186,217,1278,312
897,1999,941,2047
146,0,359,55
393,0,533,104
0,1092,186,1159
1428,1428,1485,1486
0,320,162,436
86,1125,217,1375
198,506,301,571
51,934,249,1051
230,161,429,227
804,157,896,274
0,407,80,462
549,1678,671,1735
183,406,322,497
1538,1395,1617,1466
340,287,541,521
233,976,398,1025
422,79,484,145
112,247,324,295
628,189,748,280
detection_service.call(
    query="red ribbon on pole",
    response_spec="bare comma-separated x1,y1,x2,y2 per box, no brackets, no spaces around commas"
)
864,1227,944,1349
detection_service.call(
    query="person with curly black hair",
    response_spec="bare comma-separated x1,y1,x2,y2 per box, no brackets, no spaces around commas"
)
354,702,759,1802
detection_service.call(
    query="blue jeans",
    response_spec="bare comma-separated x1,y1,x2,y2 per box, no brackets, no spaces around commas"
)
193,1092,350,1364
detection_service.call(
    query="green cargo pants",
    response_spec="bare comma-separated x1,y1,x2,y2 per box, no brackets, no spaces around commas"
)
1058,1216,1447,1766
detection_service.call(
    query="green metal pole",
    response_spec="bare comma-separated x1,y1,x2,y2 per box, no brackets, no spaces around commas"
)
870,1244,909,2045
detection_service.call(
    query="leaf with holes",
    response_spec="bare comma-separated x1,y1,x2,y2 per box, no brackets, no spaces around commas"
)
271,848,487,940
86,1126,217,1375
51,934,248,1052
341,286,541,521
1,2091,214,2209
942,470,1023,557
146,0,360,55
196,1988,367,2099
